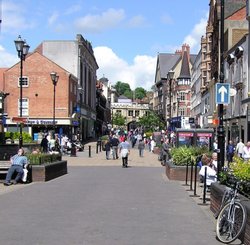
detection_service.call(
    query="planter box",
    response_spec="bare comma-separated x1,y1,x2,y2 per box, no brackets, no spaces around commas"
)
165,160,199,181
210,183,250,245
30,160,68,182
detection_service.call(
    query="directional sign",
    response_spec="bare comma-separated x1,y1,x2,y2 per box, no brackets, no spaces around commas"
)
216,83,230,104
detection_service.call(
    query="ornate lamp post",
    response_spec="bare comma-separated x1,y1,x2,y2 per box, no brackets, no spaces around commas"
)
14,35,30,148
167,70,175,131
50,72,59,133
177,93,181,128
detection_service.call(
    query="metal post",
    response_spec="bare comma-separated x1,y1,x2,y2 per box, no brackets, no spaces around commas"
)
53,83,56,131
189,160,194,191
217,0,225,180
169,79,172,129
88,145,91,158
19,57,23,148
202,167,207,204
183,160,189,186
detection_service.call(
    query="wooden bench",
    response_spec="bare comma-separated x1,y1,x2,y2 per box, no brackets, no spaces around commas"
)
0,162,11,182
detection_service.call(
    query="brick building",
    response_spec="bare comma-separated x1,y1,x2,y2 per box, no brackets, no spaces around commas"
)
3,51,78,139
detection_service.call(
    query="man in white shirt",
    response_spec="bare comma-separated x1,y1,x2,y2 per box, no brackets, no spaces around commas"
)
236,139,245,158
243,141,250,161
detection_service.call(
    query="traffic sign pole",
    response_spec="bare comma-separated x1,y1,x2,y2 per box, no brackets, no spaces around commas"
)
217,0,225,181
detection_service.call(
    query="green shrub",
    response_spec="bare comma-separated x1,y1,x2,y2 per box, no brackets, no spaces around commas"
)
27,153,62,165
219,156,250,197
5,132,33,143
171,146,211,166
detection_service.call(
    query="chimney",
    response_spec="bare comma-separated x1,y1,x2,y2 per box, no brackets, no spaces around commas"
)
182,44,190,60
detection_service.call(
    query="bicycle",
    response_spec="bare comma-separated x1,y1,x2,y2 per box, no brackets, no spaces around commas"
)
215,181,247,244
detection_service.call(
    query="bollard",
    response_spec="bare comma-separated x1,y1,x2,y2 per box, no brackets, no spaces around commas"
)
98,138,102,152
70,144,77,157
96,143,99,154
202,167,207,204
189,160,194,191
190,161,199,197
183,160,189,186
89,145,91,158
193,162,198,196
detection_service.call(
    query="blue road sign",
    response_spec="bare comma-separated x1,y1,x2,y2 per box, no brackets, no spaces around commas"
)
216,83,230,104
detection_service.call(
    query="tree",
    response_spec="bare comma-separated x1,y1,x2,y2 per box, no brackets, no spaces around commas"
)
138,111,165,131
112,112,126,127
114,81,131,95
123,90,133,99
135,87,146,99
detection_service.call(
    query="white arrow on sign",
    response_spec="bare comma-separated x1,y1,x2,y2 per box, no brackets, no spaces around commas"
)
218,85,228,102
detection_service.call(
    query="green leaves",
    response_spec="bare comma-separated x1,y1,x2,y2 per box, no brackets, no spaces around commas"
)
171,146,210,166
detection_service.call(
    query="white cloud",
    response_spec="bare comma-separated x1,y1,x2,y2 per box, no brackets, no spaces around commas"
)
74,8,125,33
183,14,208,53
1,1,35,33
48,12,59,25
94,46,156,90
0,45,18,67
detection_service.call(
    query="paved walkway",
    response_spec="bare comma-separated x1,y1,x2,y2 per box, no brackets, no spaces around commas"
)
0,141,232,245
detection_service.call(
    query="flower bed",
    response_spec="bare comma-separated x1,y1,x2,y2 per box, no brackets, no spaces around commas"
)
165,160,200,181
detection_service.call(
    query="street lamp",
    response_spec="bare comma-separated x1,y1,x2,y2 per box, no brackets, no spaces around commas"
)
14,35,30,148
167,70,175,130
50,72,59,133
177,93,181,128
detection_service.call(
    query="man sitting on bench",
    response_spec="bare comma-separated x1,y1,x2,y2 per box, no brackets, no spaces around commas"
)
4,148,28,186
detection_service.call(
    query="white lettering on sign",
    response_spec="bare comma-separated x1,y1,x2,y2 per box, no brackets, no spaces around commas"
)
27,120,57,125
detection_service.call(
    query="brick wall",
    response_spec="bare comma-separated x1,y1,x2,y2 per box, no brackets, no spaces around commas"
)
4,51,77,119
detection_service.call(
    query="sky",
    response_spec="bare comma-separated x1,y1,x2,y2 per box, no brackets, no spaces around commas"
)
0,0,209,90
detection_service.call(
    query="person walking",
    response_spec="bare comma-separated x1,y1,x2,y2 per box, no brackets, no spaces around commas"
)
119,137,130,168
226,140,235,165
40,134,49,153
4,148,28,186
242,141,250,161
104,140,111,160
235,139,245,158
161,138,171,165
110,135,119,159
138,139,145,157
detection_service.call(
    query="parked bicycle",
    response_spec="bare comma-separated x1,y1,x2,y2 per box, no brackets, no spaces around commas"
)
215,180,247,244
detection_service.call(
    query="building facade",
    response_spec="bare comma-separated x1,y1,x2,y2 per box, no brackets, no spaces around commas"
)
3,51,77,139
36,34,98,141
154,44,196,130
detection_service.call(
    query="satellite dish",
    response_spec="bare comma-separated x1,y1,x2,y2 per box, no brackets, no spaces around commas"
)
230,88,237,96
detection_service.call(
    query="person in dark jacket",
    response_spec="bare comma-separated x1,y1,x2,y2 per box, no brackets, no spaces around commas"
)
40,134,49,153
104,140,111,160
110,135,119,159
226,140,235,165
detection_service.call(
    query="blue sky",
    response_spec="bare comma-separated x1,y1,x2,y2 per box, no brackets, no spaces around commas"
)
0,0,209,90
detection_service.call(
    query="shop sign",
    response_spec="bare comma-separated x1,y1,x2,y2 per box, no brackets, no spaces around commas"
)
26,120,56,125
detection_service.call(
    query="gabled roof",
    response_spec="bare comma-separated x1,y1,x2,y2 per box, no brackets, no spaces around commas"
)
158,53,181,78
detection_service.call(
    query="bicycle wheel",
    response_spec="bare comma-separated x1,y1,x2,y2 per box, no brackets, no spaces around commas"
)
216,201,247,243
